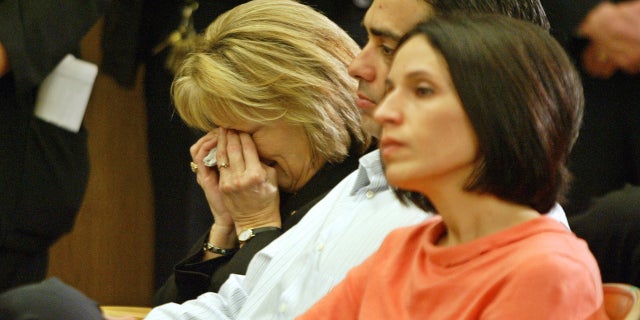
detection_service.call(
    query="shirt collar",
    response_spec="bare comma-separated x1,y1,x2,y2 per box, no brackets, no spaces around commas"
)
350,149,388,195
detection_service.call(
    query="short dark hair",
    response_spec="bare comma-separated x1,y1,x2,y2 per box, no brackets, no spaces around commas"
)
425,0,550,30
395,14,583,213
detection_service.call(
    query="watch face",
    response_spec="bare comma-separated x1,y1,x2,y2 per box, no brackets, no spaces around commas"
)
238,229,253,242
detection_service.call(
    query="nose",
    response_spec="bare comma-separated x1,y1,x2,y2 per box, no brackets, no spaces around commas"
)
348,45,376,82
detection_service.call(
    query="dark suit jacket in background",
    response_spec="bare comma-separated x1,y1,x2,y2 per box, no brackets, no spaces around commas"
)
541,0,640,287
0,0,107,292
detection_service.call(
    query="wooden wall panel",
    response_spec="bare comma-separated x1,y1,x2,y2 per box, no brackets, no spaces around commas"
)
46,19,155,307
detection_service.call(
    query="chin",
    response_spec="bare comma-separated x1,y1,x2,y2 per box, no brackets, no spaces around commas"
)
385,169,416,191
384,173,405,188
278,183,297,193
275,173,294,192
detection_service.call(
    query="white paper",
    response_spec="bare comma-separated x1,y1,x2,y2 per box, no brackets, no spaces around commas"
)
204,147,218,167
34,54,98,132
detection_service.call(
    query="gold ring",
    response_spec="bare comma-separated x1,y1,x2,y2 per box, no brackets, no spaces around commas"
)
218,162,229,169
190,161,198,173
597,51,608,63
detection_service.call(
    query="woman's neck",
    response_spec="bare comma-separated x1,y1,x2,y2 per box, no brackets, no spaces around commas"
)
428,187,540,247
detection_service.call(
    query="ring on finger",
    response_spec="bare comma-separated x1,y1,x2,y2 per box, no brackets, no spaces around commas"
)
218,162,229,169
597,51,608,63
190,161,198,173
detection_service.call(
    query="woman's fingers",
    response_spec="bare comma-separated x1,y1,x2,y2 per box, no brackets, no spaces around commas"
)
239,132,262,170
189,131,220,188
216,127,230,170
223,129,245,172
190,131,218,160
212,128,280,229
218,130,267,183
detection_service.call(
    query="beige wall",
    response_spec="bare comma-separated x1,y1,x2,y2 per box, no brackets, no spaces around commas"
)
47,19,155,307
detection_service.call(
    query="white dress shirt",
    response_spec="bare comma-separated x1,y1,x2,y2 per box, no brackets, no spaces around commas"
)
146,150,428,319
146,150,569,319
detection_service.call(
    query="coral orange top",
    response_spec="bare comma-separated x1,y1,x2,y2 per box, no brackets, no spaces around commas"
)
299,216,607,319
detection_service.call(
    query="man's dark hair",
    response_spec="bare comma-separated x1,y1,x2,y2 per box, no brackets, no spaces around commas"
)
425,0,550,30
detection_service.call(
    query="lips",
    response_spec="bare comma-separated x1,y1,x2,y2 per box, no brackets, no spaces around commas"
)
379,137,403,158
356,93,377,111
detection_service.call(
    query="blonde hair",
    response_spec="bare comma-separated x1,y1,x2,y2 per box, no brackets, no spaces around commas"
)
172,0,369,164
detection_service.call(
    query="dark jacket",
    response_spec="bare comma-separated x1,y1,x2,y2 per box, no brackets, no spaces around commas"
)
0,0,106,291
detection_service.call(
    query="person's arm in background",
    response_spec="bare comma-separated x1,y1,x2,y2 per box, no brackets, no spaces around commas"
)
0,0,107,256
578,0,640,78
542,0,640,79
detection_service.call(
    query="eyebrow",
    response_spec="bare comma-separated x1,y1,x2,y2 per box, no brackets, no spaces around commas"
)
386,70,430,84
405,70,431,80
395,70,433,82
370,27,403,42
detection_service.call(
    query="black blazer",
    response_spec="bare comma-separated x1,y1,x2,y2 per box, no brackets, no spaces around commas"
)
0,0,106,253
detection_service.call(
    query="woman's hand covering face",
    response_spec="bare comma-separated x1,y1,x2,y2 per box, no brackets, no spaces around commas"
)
190,128,281,233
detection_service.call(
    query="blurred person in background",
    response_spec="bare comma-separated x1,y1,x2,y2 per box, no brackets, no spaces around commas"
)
0,0,106,292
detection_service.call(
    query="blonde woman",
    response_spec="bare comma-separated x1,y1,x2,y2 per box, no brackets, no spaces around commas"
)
152,0,374,305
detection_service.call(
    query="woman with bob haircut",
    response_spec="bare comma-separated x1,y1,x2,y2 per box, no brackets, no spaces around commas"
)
153,0,373,304
301,14,607,319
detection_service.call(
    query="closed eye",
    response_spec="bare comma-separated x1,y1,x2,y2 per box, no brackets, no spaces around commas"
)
380,44,395,57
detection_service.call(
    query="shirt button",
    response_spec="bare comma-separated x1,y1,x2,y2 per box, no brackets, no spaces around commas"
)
317,243,324,251
279,303,287,313
366,190,375,198
353,0,371,8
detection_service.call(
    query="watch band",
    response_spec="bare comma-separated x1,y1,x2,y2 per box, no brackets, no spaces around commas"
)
203,242,238,256
238,226,281,243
